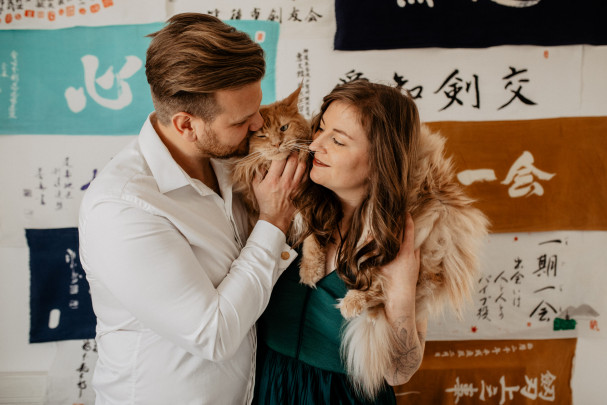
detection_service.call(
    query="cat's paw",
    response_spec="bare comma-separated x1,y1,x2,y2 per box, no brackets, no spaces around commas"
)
337,290,368,319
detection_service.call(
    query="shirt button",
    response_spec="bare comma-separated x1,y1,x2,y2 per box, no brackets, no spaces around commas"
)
281,251,290,260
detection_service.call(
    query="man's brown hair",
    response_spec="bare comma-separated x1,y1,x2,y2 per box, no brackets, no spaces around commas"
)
145,13,265,124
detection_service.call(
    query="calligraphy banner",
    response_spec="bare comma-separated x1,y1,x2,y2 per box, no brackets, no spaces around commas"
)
26,228,96,343
0,20,278,135
426,116,607,233
334,0,607,51
45,339,98,405
427,231,606,341
0,0,166,29
394,338,576,405
272,40,607,123
0,135,133,247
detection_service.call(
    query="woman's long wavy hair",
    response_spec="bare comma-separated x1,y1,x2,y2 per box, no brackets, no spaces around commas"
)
294,80,420,291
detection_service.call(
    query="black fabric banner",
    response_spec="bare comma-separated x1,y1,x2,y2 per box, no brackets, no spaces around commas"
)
26,228,96,343
334,0,607,50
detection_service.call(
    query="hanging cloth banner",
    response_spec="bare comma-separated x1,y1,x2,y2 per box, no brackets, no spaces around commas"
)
0,20,278,135
426,116,607,233
334,0,607,50
26,228,96,343
394,338,576,404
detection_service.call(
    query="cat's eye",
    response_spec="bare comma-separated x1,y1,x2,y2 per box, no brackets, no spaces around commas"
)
280,124,289,132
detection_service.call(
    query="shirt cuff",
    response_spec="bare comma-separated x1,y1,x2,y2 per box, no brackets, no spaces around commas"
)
248,220,297,271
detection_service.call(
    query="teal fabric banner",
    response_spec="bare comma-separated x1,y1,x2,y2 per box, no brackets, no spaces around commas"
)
0,20,278,135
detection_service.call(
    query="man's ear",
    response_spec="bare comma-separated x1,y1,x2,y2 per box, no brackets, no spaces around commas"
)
172,112,198,142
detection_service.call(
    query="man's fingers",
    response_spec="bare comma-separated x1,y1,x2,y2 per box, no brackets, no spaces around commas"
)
292,159,307,186
280,153,299,180
265,155,289,179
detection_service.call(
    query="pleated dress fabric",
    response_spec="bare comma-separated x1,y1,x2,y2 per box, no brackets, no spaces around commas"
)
254,253,396,405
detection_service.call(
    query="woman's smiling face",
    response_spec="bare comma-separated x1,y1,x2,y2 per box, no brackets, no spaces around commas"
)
309,101,371,205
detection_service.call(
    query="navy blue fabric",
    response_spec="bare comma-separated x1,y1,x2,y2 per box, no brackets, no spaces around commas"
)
26,228,96,343
334,0,607,50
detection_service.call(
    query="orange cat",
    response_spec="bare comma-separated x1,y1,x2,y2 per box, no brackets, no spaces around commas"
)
231,86,311,234
299,125,490,398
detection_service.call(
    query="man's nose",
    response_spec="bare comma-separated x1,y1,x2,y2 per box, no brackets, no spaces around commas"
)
249,112,263,131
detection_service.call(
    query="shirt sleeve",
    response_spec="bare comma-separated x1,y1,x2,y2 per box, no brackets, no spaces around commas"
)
79,197,296,362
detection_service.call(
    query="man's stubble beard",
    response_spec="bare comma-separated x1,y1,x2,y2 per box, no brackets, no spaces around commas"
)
195,125,250,159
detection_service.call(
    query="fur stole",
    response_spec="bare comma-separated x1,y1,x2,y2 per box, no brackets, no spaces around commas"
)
299,125,489,398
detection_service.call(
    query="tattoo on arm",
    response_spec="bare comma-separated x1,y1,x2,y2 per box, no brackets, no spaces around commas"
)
389,317,423,383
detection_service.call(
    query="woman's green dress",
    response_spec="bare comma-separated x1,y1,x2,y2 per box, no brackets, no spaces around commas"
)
254,253,396,404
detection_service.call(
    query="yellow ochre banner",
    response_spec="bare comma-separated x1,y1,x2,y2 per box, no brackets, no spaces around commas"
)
395,338,576,404
427,117,607,233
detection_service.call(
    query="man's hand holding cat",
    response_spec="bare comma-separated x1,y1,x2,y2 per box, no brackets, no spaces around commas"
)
253,153,306,235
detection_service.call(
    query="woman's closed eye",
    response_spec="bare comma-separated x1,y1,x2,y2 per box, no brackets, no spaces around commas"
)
332,137,345,146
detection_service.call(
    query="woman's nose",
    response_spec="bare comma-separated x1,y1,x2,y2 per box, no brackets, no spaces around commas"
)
309,133,324,153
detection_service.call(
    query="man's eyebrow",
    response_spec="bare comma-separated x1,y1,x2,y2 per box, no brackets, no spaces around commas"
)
232,112,257,125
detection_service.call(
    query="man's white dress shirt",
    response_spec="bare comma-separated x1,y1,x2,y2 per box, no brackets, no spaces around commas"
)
78,115,296,405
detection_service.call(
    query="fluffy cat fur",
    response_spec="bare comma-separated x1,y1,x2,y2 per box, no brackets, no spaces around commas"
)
299,125,490,399
231,86,311,237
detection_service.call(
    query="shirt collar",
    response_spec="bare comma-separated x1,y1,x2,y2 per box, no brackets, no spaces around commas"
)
138,113,236,198
138,113,191,194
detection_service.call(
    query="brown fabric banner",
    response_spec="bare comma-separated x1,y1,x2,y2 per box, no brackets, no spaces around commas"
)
426,117,607,233
395,338,576,404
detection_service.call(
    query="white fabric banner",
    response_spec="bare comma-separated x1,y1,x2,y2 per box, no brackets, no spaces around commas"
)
0,135,134,247
45,339,98,405
0,0,166,29
428,231,607,340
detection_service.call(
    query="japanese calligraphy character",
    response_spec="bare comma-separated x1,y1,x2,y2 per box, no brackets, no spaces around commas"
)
267,8,281,23
397,0,435,7
393,72,423,99
530,299,557,322
520,375,538,399
65,55,143,112
479,380,498,400
539,370,556,401
288,7,301,22
501,151,555,197
230,9,241,20
499,376,520,404
80,169,98,191
434,69,480,111
456,169,496,186
533,254,557,277
498,66,537,110
305,7,322,22
339,69,367,84
445,377,478,404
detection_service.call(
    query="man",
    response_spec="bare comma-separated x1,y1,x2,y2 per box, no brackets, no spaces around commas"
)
78,13,305,404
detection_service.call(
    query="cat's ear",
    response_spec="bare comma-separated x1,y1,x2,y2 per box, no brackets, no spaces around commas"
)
283,84,302,109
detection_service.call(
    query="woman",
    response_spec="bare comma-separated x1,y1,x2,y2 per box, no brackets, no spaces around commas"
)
255,80,426,404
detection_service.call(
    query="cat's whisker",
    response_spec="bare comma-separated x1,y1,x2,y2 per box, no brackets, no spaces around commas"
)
234,151,265,164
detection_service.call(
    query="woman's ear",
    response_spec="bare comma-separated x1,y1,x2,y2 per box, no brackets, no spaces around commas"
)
171,112,198,142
